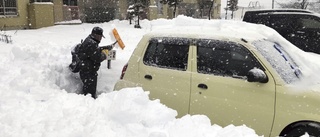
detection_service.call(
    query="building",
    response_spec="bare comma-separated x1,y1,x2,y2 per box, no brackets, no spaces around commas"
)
0,0,79,30
117,0,221,20
1,0,221,30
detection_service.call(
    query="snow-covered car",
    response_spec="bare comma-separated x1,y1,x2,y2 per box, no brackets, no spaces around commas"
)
114,19,320,137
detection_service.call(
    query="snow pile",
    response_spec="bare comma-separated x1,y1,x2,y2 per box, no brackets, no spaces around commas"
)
0,17,265,137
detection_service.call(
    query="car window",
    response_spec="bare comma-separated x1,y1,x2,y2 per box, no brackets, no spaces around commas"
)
296,17,320,29
196,39,264,78
251,14,270,25
253,40,301,84
143,37,190,71
269,15,296,30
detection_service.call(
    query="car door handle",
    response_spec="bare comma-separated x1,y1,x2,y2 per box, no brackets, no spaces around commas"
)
144,75,152,80
198,83,208,89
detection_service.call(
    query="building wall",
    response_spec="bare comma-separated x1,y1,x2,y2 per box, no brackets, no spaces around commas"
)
148,0,166,20
28,3,55,29
0,0,68,30
0,0,30,30
116,0,129,19
208,0,222,19
53,0,64,22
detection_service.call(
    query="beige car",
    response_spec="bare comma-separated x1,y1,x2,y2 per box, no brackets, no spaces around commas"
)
114,26,320,136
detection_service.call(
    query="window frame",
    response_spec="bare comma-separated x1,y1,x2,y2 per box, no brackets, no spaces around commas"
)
0,0,18,16
196,39,265,79
143,37,190,71
63,0,78,6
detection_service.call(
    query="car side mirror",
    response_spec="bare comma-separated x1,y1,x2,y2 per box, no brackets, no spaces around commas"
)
247,68,268,83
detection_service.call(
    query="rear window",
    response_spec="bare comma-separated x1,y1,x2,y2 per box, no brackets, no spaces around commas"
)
143,37,190,71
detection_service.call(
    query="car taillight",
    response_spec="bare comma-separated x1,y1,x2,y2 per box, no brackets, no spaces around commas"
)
120,63,128,79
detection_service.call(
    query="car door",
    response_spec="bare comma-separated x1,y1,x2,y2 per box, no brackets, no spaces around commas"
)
189,39,276,136
138,37,192,117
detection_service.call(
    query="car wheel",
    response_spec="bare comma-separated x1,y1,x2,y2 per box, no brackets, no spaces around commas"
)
281,125,320,137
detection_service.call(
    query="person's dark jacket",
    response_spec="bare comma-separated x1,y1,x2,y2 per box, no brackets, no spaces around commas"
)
77,34,106,72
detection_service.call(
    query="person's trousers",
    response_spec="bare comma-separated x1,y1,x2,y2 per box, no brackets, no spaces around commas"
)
79,71,98,99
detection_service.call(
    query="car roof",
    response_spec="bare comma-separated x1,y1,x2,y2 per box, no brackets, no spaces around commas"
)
257,12,319,17
244,9,319,17
245,9,313,14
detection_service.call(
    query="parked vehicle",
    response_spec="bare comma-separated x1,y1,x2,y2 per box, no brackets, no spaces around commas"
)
114,21,320,136
243,9,320,54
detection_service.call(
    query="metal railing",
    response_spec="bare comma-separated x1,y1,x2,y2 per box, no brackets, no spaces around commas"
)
0,33,12,43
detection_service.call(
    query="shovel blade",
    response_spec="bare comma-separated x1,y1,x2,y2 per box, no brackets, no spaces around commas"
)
112,28,125,50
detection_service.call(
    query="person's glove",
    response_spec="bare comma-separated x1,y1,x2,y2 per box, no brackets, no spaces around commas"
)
102,49,109,56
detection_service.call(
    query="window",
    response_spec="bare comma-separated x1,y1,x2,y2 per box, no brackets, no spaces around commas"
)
143,37,190,71
30,0,52,2
0,0,17,16
197,39,263,78
254,40,301,84
269,15,296,30
296,17,320,29
63,0,77,6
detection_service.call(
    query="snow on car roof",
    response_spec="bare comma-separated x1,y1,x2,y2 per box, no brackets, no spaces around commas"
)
148,15,296,50
146,16,306,64
149,17,269,40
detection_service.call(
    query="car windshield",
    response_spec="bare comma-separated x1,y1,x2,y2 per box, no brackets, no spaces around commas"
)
253,40,302,84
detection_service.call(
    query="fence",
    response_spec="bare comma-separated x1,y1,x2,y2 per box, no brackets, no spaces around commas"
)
0,33,12,43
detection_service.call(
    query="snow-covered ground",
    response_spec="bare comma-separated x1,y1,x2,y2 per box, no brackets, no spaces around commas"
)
0,16,318,137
